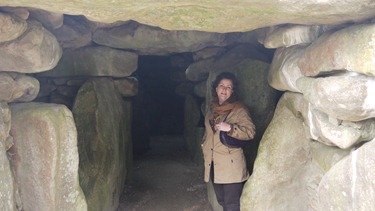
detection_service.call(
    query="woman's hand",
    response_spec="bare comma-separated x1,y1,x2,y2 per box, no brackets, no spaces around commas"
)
215,122,231,132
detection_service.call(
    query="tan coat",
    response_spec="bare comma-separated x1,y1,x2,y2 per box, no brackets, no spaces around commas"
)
201,103,255,184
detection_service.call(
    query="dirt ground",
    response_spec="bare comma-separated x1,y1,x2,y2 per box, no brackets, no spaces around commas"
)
117,135,213,211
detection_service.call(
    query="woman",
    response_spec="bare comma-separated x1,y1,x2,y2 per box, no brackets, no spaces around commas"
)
201,72,255,211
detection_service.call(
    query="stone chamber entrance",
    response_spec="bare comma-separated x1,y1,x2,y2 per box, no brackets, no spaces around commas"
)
2,2,375,211
121,55,212,210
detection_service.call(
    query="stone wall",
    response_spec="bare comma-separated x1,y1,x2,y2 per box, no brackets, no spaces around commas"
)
0,10,137,210
1,4,375,211
241,23,375,210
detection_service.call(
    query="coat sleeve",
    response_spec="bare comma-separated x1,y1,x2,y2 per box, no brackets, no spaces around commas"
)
227,106,255,141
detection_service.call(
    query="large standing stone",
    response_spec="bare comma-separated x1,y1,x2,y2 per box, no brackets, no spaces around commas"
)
9,102,87,211
0,103,15,211
241,92,349,211
184,94,203,163
40,46,138,77
298,23,375,77
297,73,375,121
73,78,131,211
318,138,375,211
0,72,40,103
0,12,27,43
0,140,15,210
0,20,62,73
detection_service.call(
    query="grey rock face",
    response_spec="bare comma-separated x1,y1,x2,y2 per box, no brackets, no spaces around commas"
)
318,138,375,211
9,102,87,211
73,78,131,211
297,74,375,121
0,103,15,211
262,25,324,48
0,72,40,103
93,20,229,55
0,20,62,73
114,77,139,97
41,46,138,77
268,45,306,92
0,12,27,43
4,0,375,33
298,23,375,77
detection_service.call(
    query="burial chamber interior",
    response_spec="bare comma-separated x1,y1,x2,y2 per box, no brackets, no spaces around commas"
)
4,2,375,211
4,8,280,211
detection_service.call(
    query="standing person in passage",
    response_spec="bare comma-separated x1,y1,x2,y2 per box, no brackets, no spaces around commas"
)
201,72,256,211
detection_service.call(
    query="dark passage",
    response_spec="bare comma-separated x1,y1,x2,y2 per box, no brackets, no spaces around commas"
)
119,55,211,210
117,135,212,211
132,55,189,154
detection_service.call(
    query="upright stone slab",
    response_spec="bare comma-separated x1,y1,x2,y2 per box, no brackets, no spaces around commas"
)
318,138,375,210
241,93,349,211
73,77,131,211
184,94,203,164
9,102,87,211
0,140,15,210
0,103,16,211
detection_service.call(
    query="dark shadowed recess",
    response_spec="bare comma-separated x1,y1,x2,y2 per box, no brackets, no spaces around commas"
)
132,55,192,155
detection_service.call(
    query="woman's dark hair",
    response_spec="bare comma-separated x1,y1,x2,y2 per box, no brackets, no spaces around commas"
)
211,72,239,103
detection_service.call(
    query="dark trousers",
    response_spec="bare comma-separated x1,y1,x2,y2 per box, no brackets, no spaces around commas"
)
212,182,245,211
210,162,245,211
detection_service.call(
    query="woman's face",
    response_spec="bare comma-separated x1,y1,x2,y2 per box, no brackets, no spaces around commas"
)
216,79,234,104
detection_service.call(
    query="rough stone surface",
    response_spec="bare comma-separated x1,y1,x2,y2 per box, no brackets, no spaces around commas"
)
187,44,270,82
93,20,229,55
0,72,40,103
297,73,375,121
241,92,348,211
0,140,15,211
28,8,63,30
298,23,375,77
261,25,324,48
3,1,375,33
0,103,15,211
0,12,27,43
41,46,138,77
51,15,94,49
193,47,226,61
9,102,87,211
183,94,203,164
308,108,375,149
268,45,306,92
0,20,62,73
318,138,375,211
242,93,319,210
193,80,207,98
114,77,139,97
72,78,132,211
186,58,214,82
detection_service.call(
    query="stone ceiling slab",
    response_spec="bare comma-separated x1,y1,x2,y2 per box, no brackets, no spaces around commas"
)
1,0,375,32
